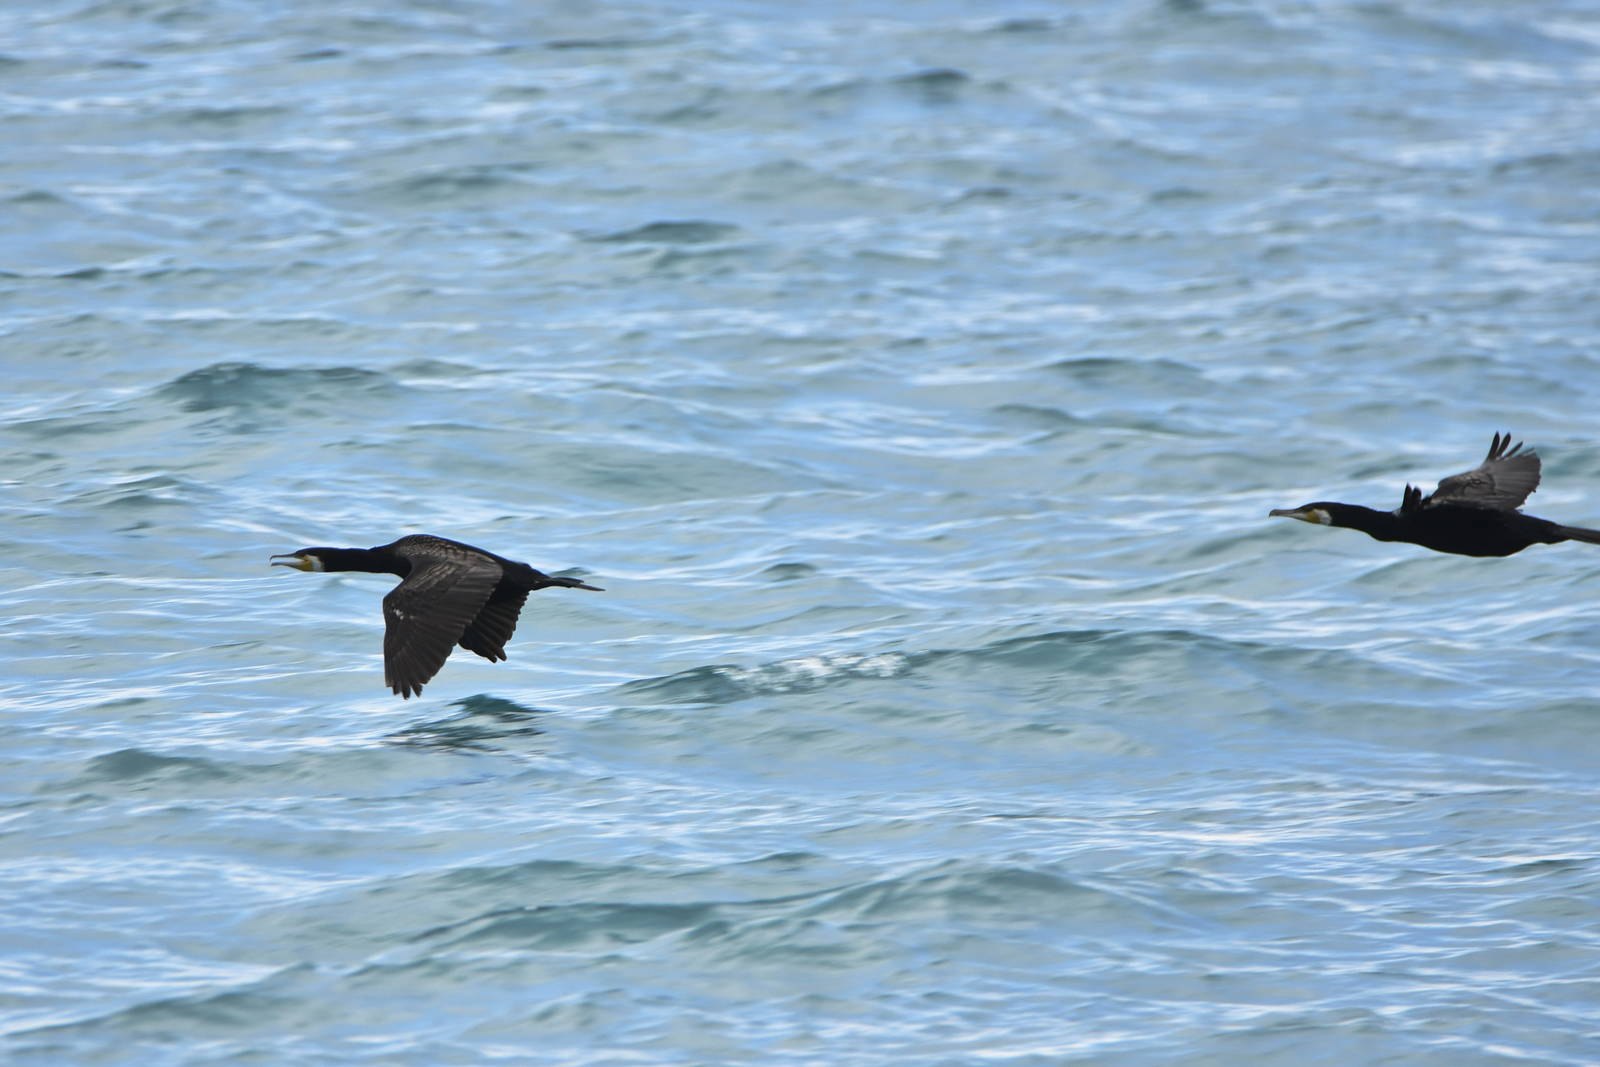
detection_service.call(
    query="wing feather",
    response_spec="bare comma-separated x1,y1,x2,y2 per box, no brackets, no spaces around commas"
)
382,556,500,699
458,589,530,662
1425,431,1541,511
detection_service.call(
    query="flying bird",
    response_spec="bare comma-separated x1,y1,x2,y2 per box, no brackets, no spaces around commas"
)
272,534,602,698
1269,432,1600,557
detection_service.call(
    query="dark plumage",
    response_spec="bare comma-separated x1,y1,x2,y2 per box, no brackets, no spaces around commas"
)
271,534,602,698
1270,432,1600,557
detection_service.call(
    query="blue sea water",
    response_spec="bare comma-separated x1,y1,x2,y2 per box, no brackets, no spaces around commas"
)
4,0,1600,1063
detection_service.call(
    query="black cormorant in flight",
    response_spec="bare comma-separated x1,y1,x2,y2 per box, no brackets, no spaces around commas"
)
272,534,602,698
1270,432,1600,557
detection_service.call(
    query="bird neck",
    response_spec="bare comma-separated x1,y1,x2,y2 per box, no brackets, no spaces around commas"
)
1326,503,1406,542
319,547,407,576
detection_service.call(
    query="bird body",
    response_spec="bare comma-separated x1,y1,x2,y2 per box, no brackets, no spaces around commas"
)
1289,500,1580,557
272,534,601,698
1270,433,1600,557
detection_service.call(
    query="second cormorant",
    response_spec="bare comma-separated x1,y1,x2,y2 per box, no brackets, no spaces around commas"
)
1270,432,1600,557
271,534,602,698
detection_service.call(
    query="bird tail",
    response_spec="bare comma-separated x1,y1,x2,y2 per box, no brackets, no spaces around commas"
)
538,573,604,592
1557,524,1600,545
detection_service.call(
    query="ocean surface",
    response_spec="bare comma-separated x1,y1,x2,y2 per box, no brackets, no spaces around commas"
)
4,1,1600,1063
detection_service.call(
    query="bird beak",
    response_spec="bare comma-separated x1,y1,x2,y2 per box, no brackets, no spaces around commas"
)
270,553,316,571
1268,507,1330,525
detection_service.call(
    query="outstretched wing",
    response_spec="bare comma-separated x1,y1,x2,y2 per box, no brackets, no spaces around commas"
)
458,588,530,663
382,556,500,699
1425,432,1541,511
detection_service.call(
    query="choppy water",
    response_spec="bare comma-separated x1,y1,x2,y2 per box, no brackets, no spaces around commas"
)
5,1,1600,1063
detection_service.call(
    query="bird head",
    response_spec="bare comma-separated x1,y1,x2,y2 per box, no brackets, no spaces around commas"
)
270,549,328,572
1268,503,1337,526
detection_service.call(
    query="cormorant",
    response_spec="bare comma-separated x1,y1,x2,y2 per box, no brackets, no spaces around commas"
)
271,534,602,698
1270,432,1600,557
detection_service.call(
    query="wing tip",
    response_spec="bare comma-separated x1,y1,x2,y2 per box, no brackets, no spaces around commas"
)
1488,430,1531,462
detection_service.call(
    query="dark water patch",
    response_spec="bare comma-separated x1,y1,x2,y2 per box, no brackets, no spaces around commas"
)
645,93,725,125
429,857,640,896
1150,186,1210,203
53,266,109,281
949,185,1013,204
920,627,1307,687
1442,698,1600,769
679,912,893,971
1002,719,1150,756
798,859,1185,932
391,357,488,381
90,696,155,713
11,409,143,441
614,664,764,706
10,963,321,1046
761,562,817,582
891,67,971,103
352,164,542,207
389,695,547,754
1492,147,1600,183
1045,356,1206,389
8,189,69,207
1495,857,1587,878
417,900,715,951
238,857,659,960
991,403,1085,429
612,628,1435,726
173,104,290,127
546,36,664,52
985,17,1069,35
740,850,824,873
72,748,237,786
48,746,449,805
490,82,548,103
646,243,761,275
592,220,742,245
155,361,392,416
810,67,980,108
